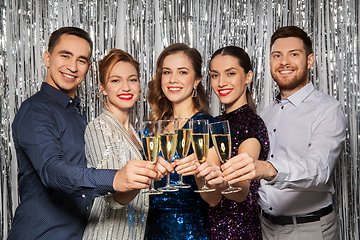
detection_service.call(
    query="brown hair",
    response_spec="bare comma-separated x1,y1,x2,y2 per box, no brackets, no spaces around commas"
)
98,49,140,106
147,43,208,121
270,26,313,56
48,27,93,57
210,46,256,113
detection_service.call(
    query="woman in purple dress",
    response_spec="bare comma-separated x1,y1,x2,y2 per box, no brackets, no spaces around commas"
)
206,46,269,239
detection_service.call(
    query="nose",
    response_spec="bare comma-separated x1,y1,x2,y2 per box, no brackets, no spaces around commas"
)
218,75,227,87
67,59,78,72
169,73,178,83
280,55,290,66
121,80,131,91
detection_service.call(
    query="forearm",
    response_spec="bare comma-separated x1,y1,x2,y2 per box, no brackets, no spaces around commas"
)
112,190,141,205
194,175,222,206
223,180,250,203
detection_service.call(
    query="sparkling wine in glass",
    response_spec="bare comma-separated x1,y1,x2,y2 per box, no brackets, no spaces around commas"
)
209,120,242,194
191,119,216,193
158,119,179,192
174,118,192,188
140,121,162,195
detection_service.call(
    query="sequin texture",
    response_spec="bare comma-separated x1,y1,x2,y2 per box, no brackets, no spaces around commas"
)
146,112,218,240
205,104,269,240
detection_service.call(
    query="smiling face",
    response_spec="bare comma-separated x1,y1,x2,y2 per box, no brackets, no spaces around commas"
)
161,52,201,106
101,61,140,114
43,34,91,98
210,55,253,113
270,37,314,99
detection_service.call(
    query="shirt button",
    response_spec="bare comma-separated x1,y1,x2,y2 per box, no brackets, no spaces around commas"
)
269,207,273,211
82,194,85,198
273,129,276,132
69,100,73,103
281,106,284,109
271,154,274,158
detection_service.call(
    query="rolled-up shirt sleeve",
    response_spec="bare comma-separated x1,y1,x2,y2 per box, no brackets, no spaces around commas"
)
262,92,346,190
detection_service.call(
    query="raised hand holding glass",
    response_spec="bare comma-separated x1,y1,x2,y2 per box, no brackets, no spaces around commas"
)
209,120,242,194
140,121,162,195
174,118,192,188
191,119,216,193
158,119,179,192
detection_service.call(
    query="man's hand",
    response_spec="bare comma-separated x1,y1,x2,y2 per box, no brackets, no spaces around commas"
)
221,153,277,184
113,159,157,192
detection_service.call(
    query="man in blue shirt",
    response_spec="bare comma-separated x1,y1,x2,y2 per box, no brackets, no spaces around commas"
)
8,27,166,239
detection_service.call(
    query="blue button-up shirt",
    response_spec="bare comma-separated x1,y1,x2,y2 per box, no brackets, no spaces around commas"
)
8,83,117,240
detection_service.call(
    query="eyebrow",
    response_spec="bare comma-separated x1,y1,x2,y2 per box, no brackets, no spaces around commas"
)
109,74,138,79
271,49,303,54
210,67,237,73
162,66,189,71
58,50,89,62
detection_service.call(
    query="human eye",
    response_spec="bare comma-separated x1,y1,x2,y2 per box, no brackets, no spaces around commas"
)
210,73,218,79
179,70,188,75
61,54,70,59
272,53,280,58
110,78,119,83
291,52,299,57
162,70,170,75
130,77,139,82
228,72,235,76
78,59,87,64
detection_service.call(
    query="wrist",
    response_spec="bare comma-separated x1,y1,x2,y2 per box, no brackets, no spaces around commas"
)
263,161,278,181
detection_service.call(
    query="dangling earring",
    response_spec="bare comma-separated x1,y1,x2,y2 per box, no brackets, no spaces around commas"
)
192,88,197,98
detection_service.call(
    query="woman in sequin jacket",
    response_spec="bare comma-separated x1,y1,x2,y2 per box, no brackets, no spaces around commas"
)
204,46,270,239
145,43,223,240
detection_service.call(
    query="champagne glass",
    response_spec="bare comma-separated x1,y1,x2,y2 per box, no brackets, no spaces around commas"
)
140,121,162,195
158,119,179,192
209,120,242,194
191,119,216,193
174,118,192,188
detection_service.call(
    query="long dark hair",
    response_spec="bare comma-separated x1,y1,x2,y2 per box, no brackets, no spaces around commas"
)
210,46,256,113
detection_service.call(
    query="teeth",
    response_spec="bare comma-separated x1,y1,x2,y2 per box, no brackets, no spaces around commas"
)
119,95,132,98
219,89,231,94
280,70,293,74
169,87,181,91
63,73,75,79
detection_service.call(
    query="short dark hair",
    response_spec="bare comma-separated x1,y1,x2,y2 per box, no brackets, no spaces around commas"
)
48,27,93,57
270,26,313,56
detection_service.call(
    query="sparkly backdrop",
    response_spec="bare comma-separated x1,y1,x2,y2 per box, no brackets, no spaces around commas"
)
0,0,359,239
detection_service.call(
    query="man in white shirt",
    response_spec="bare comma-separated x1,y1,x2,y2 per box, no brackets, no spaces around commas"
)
221,26,346,239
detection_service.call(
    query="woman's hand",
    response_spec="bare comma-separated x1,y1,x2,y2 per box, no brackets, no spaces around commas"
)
174,153,198,176
196,161,226,188
154,155,176,180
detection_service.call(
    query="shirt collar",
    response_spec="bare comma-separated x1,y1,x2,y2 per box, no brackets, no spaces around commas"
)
275,82,315,107
41,82,81,108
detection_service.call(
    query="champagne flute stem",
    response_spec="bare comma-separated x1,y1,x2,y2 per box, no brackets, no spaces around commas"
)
203,177,208,188
166,173,171,187
150,180,155,190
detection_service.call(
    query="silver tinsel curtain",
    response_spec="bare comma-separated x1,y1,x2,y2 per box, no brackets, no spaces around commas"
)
0,0,359,239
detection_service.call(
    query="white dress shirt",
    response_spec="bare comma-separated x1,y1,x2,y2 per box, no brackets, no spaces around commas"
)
259,83,346,216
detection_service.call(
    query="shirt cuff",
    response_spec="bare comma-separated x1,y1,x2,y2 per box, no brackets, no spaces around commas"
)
103,194,126,209
265,160,287,189
95,169,117,195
